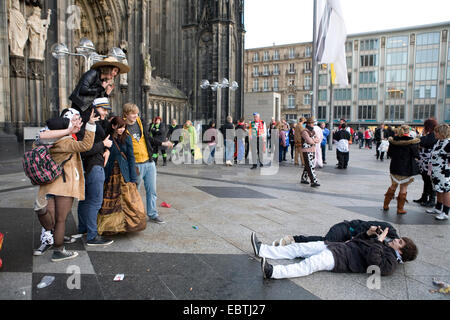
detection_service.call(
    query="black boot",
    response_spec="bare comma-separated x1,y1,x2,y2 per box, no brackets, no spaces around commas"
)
163,157,167,166
413,193,427,204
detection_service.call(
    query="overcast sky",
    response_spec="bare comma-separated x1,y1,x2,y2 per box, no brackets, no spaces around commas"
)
244,0,450,49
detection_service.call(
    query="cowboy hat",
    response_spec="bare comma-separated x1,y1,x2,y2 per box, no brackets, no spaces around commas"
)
91,56,130,74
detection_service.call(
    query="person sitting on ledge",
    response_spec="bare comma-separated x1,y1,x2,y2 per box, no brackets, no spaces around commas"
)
250,226,418,280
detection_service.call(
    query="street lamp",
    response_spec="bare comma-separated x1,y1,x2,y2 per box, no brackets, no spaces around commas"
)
52,38,127,71
200,78,239,125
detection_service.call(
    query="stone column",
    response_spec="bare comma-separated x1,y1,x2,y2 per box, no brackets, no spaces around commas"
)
0,0,11,132
9,55,27,138
28,59,45,126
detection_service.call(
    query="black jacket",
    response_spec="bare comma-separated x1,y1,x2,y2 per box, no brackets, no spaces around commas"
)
220,122,235,140
333,129,351,141
168,124,182,142
76,106,110,174
69,69,107,112
326,232,399,276
420,132,437,151
150,122,168,150
387,136,420,176
374,128,389,142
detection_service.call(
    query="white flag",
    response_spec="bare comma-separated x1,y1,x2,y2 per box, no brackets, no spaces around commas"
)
315,0,348,86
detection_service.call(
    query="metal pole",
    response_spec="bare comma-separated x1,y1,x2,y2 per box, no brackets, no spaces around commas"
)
217,88,222,127
328,68,334,151
311,0,318,118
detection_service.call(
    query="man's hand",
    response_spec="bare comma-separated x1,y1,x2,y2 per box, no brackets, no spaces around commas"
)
103,134,112,148
377,227,389,242
163,141,174,149
105,83,114,95
367,226,381,237
88,109,99,124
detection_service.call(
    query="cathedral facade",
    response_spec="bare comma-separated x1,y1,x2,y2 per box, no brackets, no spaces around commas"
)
0,0,245,139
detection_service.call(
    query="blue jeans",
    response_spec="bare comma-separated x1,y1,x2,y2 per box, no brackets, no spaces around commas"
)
136,161,158,219
225,140,234,162
78,165,105,241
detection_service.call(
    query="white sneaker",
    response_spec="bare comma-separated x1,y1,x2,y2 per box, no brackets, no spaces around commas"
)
426,208,441,214
435,212,449,221
40,228,54,245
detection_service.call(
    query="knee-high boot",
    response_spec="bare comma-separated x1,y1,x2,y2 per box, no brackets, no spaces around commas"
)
397,192,407,214
383,187,396,211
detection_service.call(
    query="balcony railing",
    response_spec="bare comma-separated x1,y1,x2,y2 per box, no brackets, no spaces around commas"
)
273,70,280,75
252,72,260,77
286,70,297,75
303,69,312,74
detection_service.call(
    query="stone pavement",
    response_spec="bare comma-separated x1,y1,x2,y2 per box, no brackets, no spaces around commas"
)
0,143,449,301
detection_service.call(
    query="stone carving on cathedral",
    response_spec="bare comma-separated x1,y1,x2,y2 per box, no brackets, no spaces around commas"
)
8,0,29,57
143,52,156,86
27,6,51,60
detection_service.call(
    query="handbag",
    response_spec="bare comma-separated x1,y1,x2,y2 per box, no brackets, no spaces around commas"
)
112,138,140,176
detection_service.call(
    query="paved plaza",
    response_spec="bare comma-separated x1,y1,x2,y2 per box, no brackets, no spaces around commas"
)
0,143,449,301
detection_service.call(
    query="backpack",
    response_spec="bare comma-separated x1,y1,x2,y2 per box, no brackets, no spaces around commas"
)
22,145,72,185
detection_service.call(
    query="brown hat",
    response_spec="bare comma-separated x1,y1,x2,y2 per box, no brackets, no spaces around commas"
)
306,117,315,124
91,56,130,74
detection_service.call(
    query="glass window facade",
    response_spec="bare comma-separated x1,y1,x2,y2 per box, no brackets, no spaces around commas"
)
334,89,351,101
416,48,439,63
385,105,405,120
416,32,440,46
359,87,378,100
415,67,438,81
360,39,379,51
413,104,436,120
358,105,377,120
386,69,407,82
359,71,378,84
319,74,327,86
318,90,327,101
414,85,437,99
360,54,378,67
387,36,408,48
386,86,406,100
334,106,351,120
387,52,408,65
318,106,327,119
446,84,450,98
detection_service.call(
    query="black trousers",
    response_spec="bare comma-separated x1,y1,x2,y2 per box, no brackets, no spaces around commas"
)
336,150,349,168
421,172,434,197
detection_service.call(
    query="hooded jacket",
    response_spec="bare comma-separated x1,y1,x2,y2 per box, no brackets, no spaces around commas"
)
387,136,420,177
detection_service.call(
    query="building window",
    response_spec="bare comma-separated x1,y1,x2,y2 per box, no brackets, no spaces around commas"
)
263,79,269,91
273,78,279,91
318,90,327,101
334,105,351,120
417,32,440,46
360,39,379,51
358,87,378,100
447,84,450,98
358,105,377,120
305,46,311,57
286,114,297,121
385,105,405,121
253,79,259,91
387,52,408,65
264,51,270,61
346,56,352,69
288,95,296,108
318,106,327,119
304,62,311,72
253,52,259,62
274,50,280,60
360,54,378,67
288,63,296,74
334,89,351,101
416,48,439,63
386,86,406,100
345,41,353,53
263,65,269,75
385,69,407,82
304,94,311,105
253,66,259,77
359,71,378,84
288,77,295,86
413,104,436,120
289,47,295,59
319,74,328,86
387,36,408,49
304,76,311,89
414,85,437,99
273,64,279,75
445,105,450,122
415,67,438,81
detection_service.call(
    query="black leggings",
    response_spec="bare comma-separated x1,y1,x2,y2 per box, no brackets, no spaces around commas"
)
35,196,74,248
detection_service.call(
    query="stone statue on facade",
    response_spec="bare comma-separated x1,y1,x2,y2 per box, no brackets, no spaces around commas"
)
8,0,28,57
143,52,155,86
27,6,51,60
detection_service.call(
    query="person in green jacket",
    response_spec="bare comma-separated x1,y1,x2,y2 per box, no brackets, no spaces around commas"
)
180,120,197,163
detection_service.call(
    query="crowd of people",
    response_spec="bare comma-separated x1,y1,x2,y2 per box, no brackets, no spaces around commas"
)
26,54,447,285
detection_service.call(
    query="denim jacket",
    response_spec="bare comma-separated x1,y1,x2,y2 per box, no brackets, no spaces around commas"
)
104,135,137,183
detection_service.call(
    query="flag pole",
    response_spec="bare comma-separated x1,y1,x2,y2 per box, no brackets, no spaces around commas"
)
311,0,318,118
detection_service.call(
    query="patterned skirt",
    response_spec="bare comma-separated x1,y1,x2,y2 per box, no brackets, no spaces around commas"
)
98,162,147,235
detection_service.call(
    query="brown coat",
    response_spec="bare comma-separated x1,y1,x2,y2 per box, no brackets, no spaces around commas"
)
294,124,305,147
37,123,96,205
300,128,319,153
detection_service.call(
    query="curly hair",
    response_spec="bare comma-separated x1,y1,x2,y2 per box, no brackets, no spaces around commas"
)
434,124,450,139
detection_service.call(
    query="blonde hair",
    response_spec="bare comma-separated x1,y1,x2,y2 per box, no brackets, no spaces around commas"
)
434,124,450,139
397,125,410,136
122,103,140,116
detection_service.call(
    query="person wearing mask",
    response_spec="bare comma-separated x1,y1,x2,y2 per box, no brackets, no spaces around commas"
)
428,124,450,221
414,119,438,207
97,116,146,235
383,125,420,215
150,116,169,166
69,57,129,112
249,113,266,169
294,117,306,167
35,110,97,261
333,123,351,169
320,122,330,164
123,103,173,224
220,116,235,166
300,118,320,187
